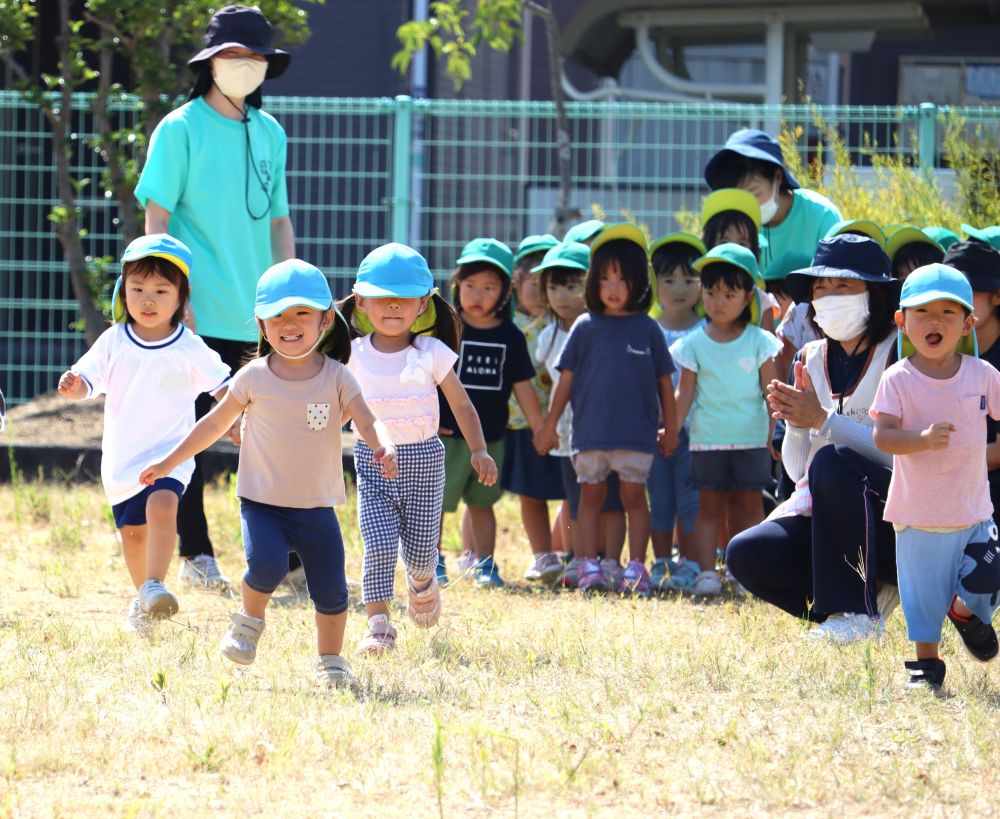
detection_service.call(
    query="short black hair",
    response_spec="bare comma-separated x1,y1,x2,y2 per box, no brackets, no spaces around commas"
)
585,240,652,313
711,156,790,192
891,243,945,279
702,212,761,260
700,262,754,324
651,243,700,279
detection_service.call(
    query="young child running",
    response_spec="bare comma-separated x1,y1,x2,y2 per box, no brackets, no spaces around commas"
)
872,264,1000,690
536,224,679,594
141,259,396,686
648,233,706,592
671,243,781,596
340,243,497,653
438,238,542,588
59,235,231,632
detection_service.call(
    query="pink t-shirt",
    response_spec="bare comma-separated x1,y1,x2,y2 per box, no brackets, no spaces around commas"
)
871,355,1000,528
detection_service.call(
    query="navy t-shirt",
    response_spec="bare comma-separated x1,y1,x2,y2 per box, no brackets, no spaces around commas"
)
438,318,535,443
556,312,674,454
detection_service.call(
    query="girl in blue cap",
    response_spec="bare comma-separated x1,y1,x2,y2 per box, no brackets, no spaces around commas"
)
59,235,231,633
141,259,396,686
339,243,497,654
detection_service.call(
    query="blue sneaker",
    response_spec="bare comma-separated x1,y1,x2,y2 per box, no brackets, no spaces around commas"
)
436,553,449,586
474,556,505,589
649,557,677,592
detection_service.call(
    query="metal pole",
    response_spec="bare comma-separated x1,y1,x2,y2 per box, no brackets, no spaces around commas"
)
917,102,937,180
392,95,413,244
408,0,428,250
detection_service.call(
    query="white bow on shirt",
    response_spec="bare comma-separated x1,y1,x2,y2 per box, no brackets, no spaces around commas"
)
400,349,434,385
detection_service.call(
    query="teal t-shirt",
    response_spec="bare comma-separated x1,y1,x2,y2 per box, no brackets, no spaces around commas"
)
759,188,841,270
135,97,290,342
670,324,782,449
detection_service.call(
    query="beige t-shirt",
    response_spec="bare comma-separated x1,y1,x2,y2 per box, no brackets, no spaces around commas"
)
228,355,362,508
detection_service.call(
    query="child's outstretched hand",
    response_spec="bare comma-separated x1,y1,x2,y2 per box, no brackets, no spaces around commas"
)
657,426,679,456
921,422,955,450
139,461,171,486
470,450,498,486
371,445,398,479
57,370,87,400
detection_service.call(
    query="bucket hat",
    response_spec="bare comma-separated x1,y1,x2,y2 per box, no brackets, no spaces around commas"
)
704,129,801,190
785,234,896,304
944,240,1000,292
188,6,291,80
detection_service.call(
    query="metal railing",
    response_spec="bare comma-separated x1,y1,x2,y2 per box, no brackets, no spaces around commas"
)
1,91,997,404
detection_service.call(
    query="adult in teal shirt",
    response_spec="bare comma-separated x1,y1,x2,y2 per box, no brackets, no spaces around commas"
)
704,129,842,270
135,5,296,588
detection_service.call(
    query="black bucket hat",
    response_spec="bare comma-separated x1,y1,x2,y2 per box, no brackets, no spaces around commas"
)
188,6,291,80
785,234,898,304
943,240,1000,292
704,129,801,191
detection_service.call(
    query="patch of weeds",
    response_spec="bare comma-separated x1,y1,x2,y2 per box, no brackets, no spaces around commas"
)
48,521,84,552
186,740,223,773
39,560,77,598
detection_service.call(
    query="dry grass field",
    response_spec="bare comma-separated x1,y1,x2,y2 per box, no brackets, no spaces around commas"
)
1,463,999,817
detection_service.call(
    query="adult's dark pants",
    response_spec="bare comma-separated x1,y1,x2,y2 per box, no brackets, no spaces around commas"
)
726,444,897,621
176,337,304,573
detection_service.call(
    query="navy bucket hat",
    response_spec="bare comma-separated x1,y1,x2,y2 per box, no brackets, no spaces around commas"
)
188,5,291,80
784,234,897,304
704,128,801,191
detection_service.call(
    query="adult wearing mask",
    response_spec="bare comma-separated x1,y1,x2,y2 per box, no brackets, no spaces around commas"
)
135,5,296,589
726,235,900,643
704,129,841,269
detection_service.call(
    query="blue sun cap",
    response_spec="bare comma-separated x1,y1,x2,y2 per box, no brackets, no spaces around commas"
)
254,259,332,319
899,263,974,312
354,243,434,298
120,233,192,277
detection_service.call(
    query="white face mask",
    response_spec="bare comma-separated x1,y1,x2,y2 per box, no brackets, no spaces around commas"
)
212,57,267,99
760,179,780,225
812,291,870,342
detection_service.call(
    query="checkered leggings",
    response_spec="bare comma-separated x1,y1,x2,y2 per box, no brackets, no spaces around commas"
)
356,437,445,603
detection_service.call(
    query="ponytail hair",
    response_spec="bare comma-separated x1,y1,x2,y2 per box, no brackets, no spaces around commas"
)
337,292,462,354
254,309,352,364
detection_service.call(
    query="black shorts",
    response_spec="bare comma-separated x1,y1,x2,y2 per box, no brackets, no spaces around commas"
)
690,448,771,491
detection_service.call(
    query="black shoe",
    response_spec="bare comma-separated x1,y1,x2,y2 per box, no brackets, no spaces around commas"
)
947,603,999,663
904,659,946,691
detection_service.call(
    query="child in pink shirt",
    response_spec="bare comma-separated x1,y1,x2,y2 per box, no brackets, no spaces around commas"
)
873,264,1000,691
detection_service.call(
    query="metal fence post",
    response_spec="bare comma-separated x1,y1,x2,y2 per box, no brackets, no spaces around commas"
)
917,102,937,178
391,95,413,245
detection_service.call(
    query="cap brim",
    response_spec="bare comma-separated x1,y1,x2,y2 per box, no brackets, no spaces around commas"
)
531,259,588,274
188,45,291,79
590,224,648,256
456,254,511,275
254,295,331,319
785,266,901,304
121,251,191,278
650,233,707,256
898,290,974,311
353,282,432,298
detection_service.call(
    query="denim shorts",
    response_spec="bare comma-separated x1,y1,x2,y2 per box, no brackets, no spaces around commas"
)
690,448,771,491
240,498,348,615
647,431,698,534
111,478,184,528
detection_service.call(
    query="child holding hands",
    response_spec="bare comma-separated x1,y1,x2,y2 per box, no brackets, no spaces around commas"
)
872,264,1000,690
142,259,396,686
60,235,230,632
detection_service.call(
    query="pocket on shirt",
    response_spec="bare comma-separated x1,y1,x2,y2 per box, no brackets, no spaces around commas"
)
959,394,987,425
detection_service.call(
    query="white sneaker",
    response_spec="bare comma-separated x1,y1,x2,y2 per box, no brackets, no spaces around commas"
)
803,612,884,645
138,579,179,619
122,597,156,635
220,611,265,665
524,552,564,584
690,570,722,597
315,654,354,688
178,554,230,589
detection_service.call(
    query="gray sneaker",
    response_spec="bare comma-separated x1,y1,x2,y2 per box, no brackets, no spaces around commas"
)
138,579,179,619
122,597,156,635
599,558,625,589
220,611,265,665
524,551,564,584
178,554,231,589
315,654,354,688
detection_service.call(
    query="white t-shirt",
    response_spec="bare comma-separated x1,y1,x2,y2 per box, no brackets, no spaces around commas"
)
348,334,458,445
73,323,230,505
535,322,575,456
